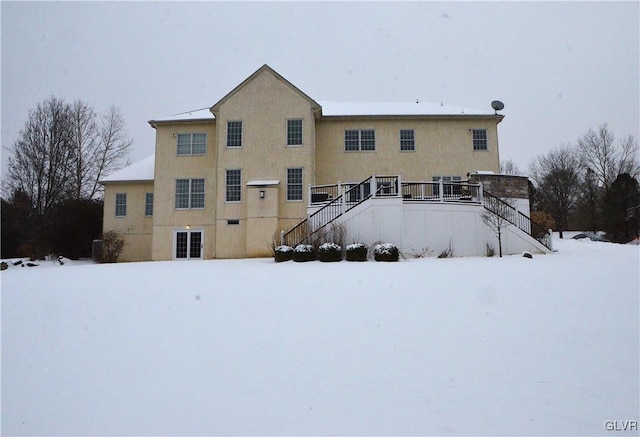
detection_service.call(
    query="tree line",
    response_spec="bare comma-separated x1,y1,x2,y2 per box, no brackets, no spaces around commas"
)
2,96,132,259
503,124,640,242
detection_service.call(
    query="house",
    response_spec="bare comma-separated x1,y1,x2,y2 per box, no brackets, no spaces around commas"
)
101,64,550,261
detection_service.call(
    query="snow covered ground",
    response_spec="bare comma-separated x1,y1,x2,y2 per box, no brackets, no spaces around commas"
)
2,236,638,436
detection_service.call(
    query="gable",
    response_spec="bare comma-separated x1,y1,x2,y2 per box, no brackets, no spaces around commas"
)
210,65,320,116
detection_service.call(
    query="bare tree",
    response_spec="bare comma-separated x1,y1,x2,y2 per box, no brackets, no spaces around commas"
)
577,124,640,188
68,100,99,200
529,145,582,238
500,159,523,176
5,98,132,205
89,106,133,198
5,96,73,214
482,197,514,257
616,134,640,180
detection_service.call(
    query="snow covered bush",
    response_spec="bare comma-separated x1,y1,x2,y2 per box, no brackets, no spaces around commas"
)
346,243,368,261
374,243,399,262
293,244,315,262
274,245,294,262
318,242,342,262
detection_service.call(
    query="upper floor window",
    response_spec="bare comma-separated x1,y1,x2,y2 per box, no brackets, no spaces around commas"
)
400,129,415,151
175,178,205,209
145,193,154,216
177,133,206,155
226,169,242,202
472,129,488,151
287,119,303,146
287,168,303,201
115,193,127,217
227,121,243,148
345,129,375,151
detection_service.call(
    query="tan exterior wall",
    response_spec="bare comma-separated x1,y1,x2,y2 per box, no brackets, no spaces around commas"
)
315,117,500,184
151,120,217,260
213,68,316,258
103,181,154,262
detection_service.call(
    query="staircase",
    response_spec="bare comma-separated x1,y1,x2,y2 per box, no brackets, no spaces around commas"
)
281,176,380,246
281,175,552,252
481,190,553,250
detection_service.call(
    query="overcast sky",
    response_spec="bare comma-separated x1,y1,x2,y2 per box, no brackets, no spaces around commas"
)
2,1,638,177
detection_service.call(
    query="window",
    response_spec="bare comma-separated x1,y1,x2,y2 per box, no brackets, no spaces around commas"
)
175,179,205,209
115,193,127,217
344,129,375,151
287,168,303,201
287,119,303,146
145,193,153,216
472,129,488,151
226,169,242,202
177,133,207,155
400,129,415,151
227,121,243,147
433,176,462,196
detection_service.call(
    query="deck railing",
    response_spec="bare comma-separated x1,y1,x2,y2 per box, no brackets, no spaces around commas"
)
284,175,551,251
401,181,481,203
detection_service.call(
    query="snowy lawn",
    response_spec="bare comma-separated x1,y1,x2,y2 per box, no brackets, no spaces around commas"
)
2,237,638,436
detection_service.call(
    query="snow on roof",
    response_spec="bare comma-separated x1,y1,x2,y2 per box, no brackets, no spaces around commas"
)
247,180,280,186
317,100,495,117
100,154,155,183
150,108,214,123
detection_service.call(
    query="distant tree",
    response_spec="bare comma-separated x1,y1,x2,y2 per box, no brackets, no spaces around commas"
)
572,167,602,232
500,159,523,176
602,173,640,243
0,190,36,258
67,101,132,200
5,97,132,207
529,145,582,238
5,96,73,214
577,125,640,188
44,198,103,259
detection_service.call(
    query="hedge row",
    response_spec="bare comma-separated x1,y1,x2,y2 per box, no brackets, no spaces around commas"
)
274,243,399,263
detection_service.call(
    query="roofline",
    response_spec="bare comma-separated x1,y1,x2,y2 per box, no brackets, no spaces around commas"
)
210,64,321,114
318,114,505,122
148,117,216,129
99,178,154,185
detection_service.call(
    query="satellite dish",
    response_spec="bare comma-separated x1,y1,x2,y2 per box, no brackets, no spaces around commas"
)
491,100,505,113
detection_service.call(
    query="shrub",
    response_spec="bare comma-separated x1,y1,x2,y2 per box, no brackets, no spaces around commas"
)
486,244,495,257
346,243,368,261
318,242,342,262
374,243,399,262
437,248,452,258
101,230,125,263
293,244,315,262
531,211,555,239
274,245,294,262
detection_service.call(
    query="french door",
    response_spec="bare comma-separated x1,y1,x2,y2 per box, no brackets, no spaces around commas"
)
174,229,203,260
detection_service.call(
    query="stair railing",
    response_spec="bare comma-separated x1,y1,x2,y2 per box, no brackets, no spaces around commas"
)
482,190,552,250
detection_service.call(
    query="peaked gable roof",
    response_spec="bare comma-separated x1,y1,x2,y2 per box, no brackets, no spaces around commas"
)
210,64,321,114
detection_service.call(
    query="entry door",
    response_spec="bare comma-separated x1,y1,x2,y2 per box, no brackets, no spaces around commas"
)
174,230,203,260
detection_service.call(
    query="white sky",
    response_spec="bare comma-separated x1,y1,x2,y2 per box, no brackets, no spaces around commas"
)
2,1,638,177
